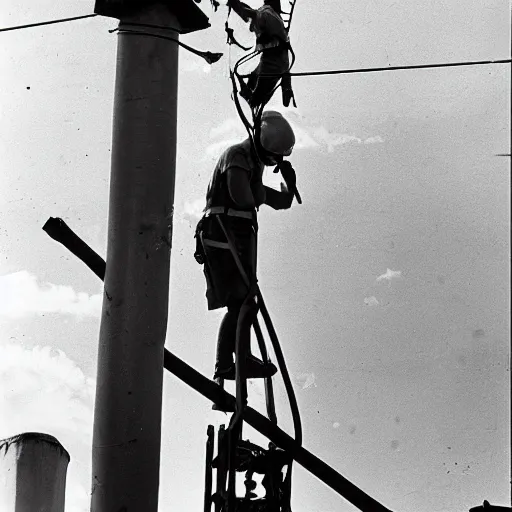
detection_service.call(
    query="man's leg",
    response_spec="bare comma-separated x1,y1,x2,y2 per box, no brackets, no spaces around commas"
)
215,297,277,380
214,300,242,379
238,66,260,104
238,296,277,379
249,49,288,108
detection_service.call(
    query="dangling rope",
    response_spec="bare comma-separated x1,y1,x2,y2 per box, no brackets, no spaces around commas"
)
225,22,252,51
231,49,261,156
225,6,252,51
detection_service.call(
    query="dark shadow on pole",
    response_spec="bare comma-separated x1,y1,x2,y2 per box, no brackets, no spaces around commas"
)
42,217,394,512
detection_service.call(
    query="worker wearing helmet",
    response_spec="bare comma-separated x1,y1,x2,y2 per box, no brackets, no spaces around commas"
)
194,111,298,382
228,0,295,108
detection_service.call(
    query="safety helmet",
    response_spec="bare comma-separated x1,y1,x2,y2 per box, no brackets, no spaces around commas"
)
259,111,295,157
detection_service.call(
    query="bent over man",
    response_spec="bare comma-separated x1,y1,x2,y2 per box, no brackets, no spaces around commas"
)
228,0,295,108
195,111,298,380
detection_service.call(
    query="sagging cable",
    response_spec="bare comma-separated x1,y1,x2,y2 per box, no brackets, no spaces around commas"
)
109,25,223,65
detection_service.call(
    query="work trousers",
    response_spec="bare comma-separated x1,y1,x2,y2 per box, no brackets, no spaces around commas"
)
247,46,290,108
199,215,258,368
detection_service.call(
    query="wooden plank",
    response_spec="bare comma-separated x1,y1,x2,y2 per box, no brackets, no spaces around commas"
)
42,217,394,512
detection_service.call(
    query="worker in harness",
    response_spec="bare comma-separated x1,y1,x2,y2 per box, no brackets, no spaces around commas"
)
195,111,298,380
227,0,295,108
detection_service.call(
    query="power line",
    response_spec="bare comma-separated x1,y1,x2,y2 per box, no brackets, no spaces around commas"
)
0,13,97,33
254,58,511,77
1,15,510,80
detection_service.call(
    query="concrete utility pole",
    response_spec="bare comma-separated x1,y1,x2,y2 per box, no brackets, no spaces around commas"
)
0,432,69,512
91,1,209,510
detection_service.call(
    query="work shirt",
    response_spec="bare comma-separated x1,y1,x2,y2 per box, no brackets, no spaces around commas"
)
249,5,289,51
199,142,263,310
205,142,265,212
249,6,291,106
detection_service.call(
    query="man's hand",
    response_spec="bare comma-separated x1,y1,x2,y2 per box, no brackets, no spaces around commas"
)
276,160,302,204
227,0,256,22
277,160,296,190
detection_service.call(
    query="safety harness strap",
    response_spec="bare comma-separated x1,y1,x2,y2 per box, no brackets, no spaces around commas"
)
202,238,231,250
215,216,252,288
205,206,255,220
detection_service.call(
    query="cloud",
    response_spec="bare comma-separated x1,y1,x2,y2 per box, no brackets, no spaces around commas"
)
205,118,247,160
364,135,385,144
209,118,241,139
183,198,205,222
309,127,384,151
0,344,94,437
295,372,317,389
364,296,380,306
205,137,244,160
274,108,383,152
0,271,102,319
289,122,321,150
180,56,213,74
0,342,95,512
312,126,362,152
376,268,402,282
205,115,383,161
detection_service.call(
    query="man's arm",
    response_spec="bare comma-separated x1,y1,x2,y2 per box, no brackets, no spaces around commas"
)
227,0,257,22
263,184,293,210
227,167,256,209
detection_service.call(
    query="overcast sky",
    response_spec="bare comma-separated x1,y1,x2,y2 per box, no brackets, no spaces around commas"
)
0,1,510,511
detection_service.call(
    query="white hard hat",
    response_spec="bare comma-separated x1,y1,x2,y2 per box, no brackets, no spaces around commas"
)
259,111,295,157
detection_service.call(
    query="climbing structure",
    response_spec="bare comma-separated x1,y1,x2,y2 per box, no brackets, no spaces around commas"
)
199,2,302,511
202,213,302,511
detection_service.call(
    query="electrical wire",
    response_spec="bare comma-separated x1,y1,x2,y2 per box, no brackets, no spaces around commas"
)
0,13,97,33
254,58,512,78
1,16,509,79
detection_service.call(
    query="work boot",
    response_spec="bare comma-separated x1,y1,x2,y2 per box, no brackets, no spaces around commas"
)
245,354,277,379
282,85,297,108
213,363,236,381
212,365,236,412
212,398,235,413
214,356,277,381
237,75,254,105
